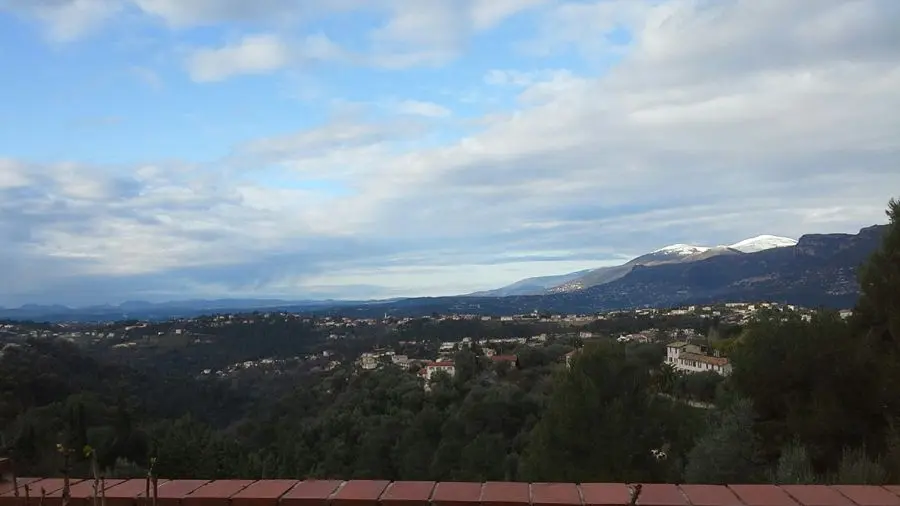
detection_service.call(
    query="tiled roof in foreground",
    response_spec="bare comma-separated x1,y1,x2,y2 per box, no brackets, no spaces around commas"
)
2,478,900,506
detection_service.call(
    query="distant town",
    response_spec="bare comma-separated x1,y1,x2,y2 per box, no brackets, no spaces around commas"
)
1,301,845,390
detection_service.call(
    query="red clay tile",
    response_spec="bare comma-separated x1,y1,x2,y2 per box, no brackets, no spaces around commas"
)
43,479,126,506
281,480,343,506
0,478,42,497
481,482,530,506
0,479,40,506
379,481,435,506
532,483,581,506
103,478,163,506
833,487,900,506
155,480,210,506
231,480,299,506
183,480,255,506
580,484,631,506
679,485,742,506
781,486,854,506
884,488,900,496
729,485,798,506
637,484,685,506
431,482,483,506
103,478,173,506
8,478,87,505
331,481,391,506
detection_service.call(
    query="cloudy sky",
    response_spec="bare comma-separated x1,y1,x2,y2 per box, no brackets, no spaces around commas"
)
0,0,899,306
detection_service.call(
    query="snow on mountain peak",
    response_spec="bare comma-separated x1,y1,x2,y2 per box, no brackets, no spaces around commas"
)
652,244,711,256
651,236,797,256
729,235,798,253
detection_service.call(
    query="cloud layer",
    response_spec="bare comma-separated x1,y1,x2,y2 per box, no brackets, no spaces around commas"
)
1,0,899,306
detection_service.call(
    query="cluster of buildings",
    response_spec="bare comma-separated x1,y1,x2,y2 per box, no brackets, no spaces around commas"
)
356,338,523,390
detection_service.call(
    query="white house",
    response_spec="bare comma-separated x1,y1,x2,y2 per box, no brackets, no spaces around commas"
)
391,354,410,370
423,361,455,380
359,353,378,370
666,341,732,376
677,351,732,376
419,360,456,391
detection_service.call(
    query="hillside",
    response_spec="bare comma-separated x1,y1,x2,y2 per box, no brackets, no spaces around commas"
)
468,270,591,297
490,236,796,297
333,224,886,317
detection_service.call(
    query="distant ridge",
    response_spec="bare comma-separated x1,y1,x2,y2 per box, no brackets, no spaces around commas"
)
329,224,885,318
485,234,798,297
0,227,882,323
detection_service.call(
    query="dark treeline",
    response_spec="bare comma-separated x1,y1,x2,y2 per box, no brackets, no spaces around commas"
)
2,198,899,484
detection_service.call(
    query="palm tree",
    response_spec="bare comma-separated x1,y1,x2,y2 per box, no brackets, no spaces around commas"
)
654,363,677,394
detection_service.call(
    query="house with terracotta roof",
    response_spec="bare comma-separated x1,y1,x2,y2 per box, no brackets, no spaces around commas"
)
418,360,456,390
491,355,519,367
666,341,732,376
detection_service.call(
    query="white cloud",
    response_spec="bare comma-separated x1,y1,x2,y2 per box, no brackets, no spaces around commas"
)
3,0,900,304
470,0,552,30
131,0,299,27
0,159,32,189
186,34,292,82
366,0,551,68
393,100,452,118
185,34,348,82
0,0,121,41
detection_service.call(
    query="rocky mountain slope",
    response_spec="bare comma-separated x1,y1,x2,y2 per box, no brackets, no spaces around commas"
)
330,225,885,317
468,270,591,297
486,235,797,296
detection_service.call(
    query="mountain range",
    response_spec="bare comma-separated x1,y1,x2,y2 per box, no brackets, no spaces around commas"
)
0,226,886,322
472,235,800,297
334,224,885,317
0,299,370,323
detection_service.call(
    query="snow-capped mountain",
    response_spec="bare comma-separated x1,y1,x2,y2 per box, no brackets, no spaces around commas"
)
729,235,798,253
478,234,801,296
651,244,711,256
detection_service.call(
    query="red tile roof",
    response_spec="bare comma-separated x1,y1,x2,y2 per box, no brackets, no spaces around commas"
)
0,479,897,506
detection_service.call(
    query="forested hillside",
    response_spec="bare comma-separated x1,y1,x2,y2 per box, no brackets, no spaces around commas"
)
2,200,899,484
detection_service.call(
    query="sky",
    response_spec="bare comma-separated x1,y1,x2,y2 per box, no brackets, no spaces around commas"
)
1,0,899,307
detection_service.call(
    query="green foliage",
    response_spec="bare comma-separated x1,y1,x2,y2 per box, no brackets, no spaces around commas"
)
684,398,764,484
520,341,702,483
854,198,900,346
729,309,882,468
831,447,886,485
673,371,723,403
853,199,900,426
772,440,817,484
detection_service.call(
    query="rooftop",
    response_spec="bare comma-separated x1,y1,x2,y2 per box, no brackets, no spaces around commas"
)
2,478,900,506
679,352,729,367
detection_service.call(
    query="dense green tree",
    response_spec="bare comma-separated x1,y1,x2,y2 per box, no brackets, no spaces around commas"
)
520,342,697,482
853,198,900,430
854,198,900,346
684,399,764,484
729,310,882,469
